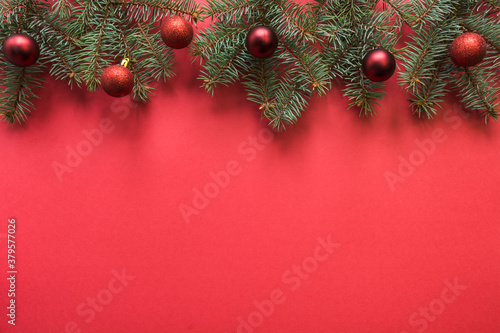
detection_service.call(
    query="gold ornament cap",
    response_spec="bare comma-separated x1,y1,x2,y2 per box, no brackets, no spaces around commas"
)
121,58,130,68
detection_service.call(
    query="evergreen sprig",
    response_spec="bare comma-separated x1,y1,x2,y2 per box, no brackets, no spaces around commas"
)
399,0,500,121
0,61,44,123
315,0,401,116
0,0,197,123
193,0,329,130
73,0,193,99
1,0,499,128
110,0,201,22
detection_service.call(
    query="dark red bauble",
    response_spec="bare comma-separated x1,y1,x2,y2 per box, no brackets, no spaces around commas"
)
101,64,134,97
160,16,194,49
361,49,396,82
245,26,278,58
450,32,487,67
2,33,40,67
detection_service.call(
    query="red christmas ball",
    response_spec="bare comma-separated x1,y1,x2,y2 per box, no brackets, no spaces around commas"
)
361,48,396,82
450,32,487,67
160,16,193,49
101,64,134,97
245,26,278,58
2,33,40,67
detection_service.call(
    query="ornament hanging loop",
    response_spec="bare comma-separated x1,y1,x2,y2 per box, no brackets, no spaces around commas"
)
121,58,130,68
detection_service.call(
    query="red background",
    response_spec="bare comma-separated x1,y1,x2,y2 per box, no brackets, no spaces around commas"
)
1,4,500,333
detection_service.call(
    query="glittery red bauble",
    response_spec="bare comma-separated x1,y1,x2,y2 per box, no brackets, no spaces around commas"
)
245,26,278,58
361,48,396,82
101,64,134,97
160,16,193,49
450,32,487,67
2,33,40,67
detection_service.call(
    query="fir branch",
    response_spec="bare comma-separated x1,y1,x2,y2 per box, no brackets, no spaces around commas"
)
0,63,43,124
116,20,149,101
461,16,500,55
328,44,353,75
203,0,255,20
52,0,73,18
273,84,300,127
280,38,328,95
0,1,24,18
36,14,80,47
200,44,246,94
412,0,439,26
457,66,499,122
136,22,174,82
323,26,352,48
257,62,274,114
399,20,457,93
482,0,500,11
80,10,111,91
73,0,105,33
308,0,326,34
267,79,308,130
399,1,500,119
266,0,312,41
382,0,412,26
0,0,42,28
349,0,358,26
192,25,247,59
242,57,279,115
316,0,399,115
40,34,81,85
110,0,201,21
411,58,448,118
194,0,327,129
344,65,385,116
0,1,23,14
1,68,27,123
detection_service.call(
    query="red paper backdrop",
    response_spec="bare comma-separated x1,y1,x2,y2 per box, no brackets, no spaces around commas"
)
1,4,500,333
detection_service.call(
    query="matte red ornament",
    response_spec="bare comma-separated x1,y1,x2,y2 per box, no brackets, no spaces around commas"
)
2,33,40,67
450,32,487,67
361,48,396,82
101,64,134,97
160,16,194,49
245,26,278,58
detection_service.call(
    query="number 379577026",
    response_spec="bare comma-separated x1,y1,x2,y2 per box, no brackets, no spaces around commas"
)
7,219,16,262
